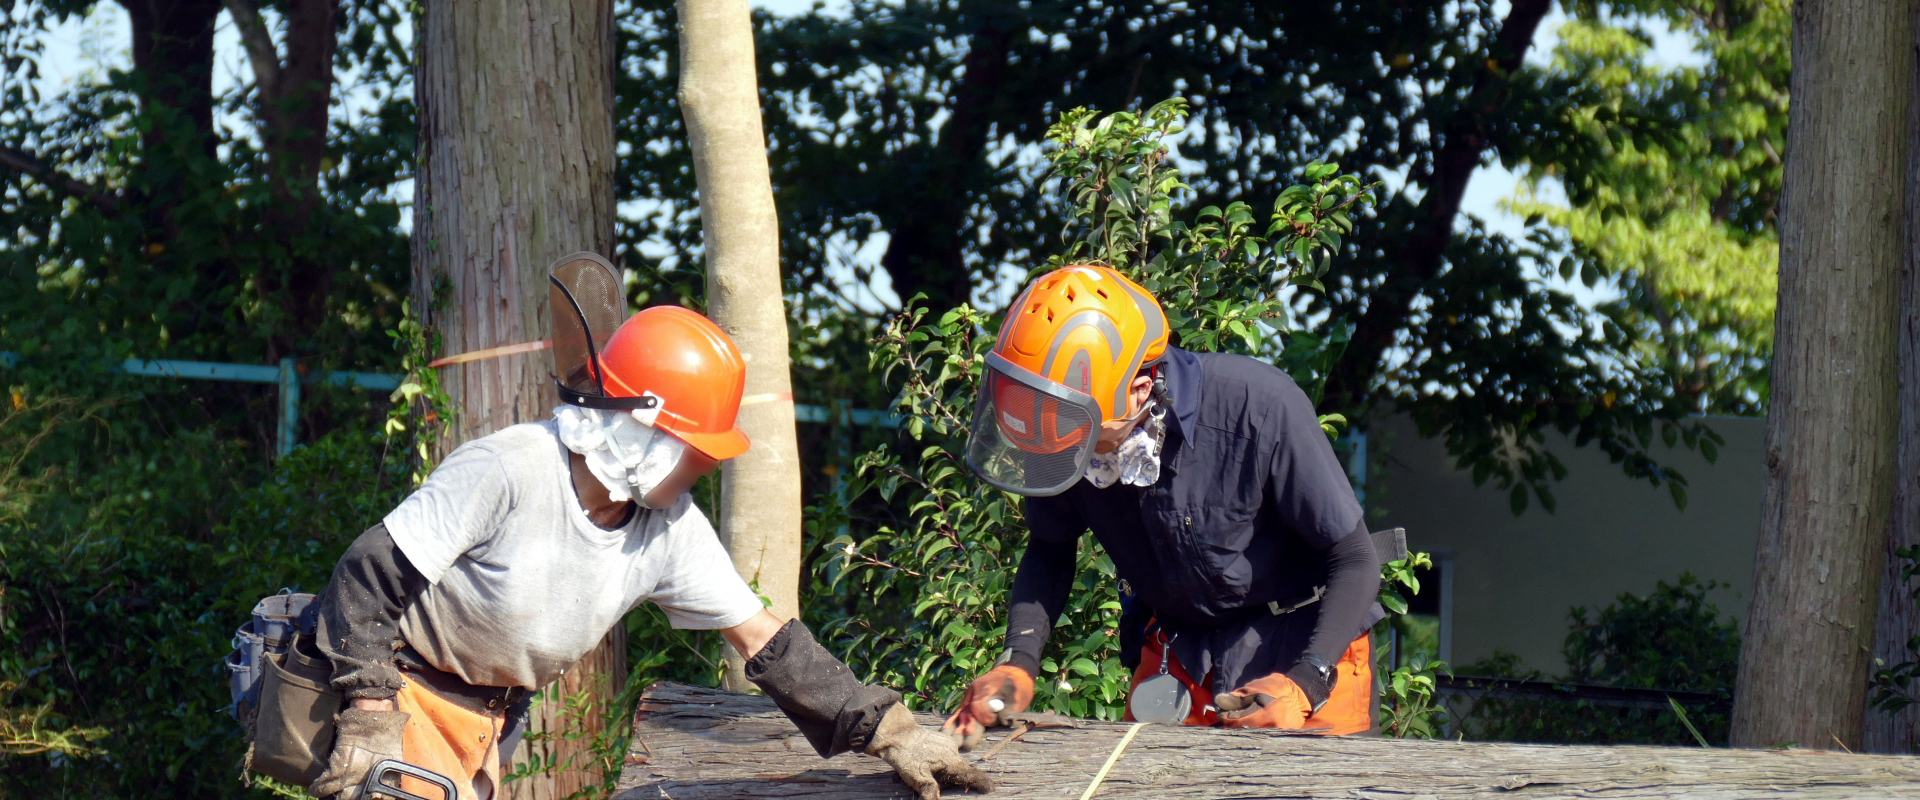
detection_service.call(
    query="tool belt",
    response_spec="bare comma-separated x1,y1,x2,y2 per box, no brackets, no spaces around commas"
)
226,591,339,787
392,646,532,717
226,594,532,789
1117,528,1411,667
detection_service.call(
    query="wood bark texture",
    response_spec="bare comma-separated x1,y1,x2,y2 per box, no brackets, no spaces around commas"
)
675,0,804,688
1866,8,1920,754
412,2,622,797
616,683,1920,799
1734,0,1912,751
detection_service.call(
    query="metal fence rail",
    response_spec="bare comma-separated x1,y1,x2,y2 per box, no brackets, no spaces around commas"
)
1,352,896,456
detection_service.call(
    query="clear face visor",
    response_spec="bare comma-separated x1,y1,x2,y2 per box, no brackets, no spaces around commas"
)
550,252,657,413
965,351,1102,497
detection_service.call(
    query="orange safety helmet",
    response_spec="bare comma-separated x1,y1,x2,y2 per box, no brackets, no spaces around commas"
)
966,265,1168,496
548,253,751,461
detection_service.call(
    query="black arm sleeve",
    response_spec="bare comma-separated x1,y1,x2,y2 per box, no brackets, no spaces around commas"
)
315,523,426,699
1001,537,1076,678
743,618,900,758
1302,518,1380,666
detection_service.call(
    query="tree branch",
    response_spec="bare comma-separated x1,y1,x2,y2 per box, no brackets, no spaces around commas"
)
1325,0,1554,409
0,147,119,214
222,0,281,101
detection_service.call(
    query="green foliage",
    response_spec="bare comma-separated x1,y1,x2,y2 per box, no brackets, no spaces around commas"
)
1377,551,1434,618
1374,551,1451,738
1377,660,1450,740
808,98,1376,718
720,0,1738,518
1562,573,1740,694
1,0,414,446
502,675,631,800
1457,574,1738,746
1512,0,1788,414
1870,546,1920,718
383,291,456,487
0,377,407,796
0,392,110,761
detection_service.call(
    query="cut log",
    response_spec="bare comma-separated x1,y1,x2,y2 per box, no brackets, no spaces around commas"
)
616,682,1920,799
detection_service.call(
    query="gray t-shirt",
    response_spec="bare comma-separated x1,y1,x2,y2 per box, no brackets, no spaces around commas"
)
384,421,763,689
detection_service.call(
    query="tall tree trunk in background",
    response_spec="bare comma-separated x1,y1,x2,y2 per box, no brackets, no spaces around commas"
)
873,18,1015,313
413,2,621,797
1320,0,1551,412
116,0,230,345
1866,20,1920,753
224,0,342,351
120,0,222,159
676,0,803,689
1733,0,1910,751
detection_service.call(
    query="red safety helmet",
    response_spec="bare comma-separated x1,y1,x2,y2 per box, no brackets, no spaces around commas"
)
548,253,751,461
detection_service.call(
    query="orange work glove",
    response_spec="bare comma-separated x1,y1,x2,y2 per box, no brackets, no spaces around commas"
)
1212,672,1314,728
939,664,1035,751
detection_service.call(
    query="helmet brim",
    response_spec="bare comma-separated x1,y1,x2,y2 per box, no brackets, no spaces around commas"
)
666,426,751,462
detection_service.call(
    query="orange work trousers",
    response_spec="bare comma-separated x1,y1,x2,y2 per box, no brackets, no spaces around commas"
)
1123,630,1374,734
390,672,513,800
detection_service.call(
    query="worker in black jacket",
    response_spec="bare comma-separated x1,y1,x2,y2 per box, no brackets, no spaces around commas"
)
943,265,1381,745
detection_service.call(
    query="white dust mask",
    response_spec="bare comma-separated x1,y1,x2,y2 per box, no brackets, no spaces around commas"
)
553,405,687,508
1084,401,1166,489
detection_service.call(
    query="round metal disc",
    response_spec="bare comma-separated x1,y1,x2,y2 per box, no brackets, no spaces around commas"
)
1130,673,1191,725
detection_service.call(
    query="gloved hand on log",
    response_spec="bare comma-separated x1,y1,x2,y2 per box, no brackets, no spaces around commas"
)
867,704,995,799
939,664,1035,751
741,616,994,797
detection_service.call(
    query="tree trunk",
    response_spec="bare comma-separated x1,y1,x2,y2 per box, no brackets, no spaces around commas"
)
1733,0,1910,751
1866,16,1920,753
1320,0,1551,412
616,683,1920,799
676,0,804,690
120,0,222,159
117,0,231,347
412,2,624,796
226,0,342,349
872,19,1015,313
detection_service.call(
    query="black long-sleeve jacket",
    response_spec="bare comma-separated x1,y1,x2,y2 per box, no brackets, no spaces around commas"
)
1000,348,1383,694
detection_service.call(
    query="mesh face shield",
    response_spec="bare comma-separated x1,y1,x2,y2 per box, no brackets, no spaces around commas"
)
966,351,1101,497
549,252,655,411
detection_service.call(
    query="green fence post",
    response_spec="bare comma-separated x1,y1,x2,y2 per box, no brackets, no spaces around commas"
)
277,357,300,457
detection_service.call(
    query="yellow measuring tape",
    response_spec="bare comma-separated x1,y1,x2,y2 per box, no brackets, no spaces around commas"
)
1078,722,1148,800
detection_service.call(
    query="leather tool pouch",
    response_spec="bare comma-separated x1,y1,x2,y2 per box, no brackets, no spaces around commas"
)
227,592,340,787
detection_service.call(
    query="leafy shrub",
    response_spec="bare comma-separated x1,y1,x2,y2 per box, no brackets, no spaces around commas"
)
1376,552,1451,738
0,377,406,797
1563,573,1739,694
1456,573,1737,745
1871,545,1920,722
